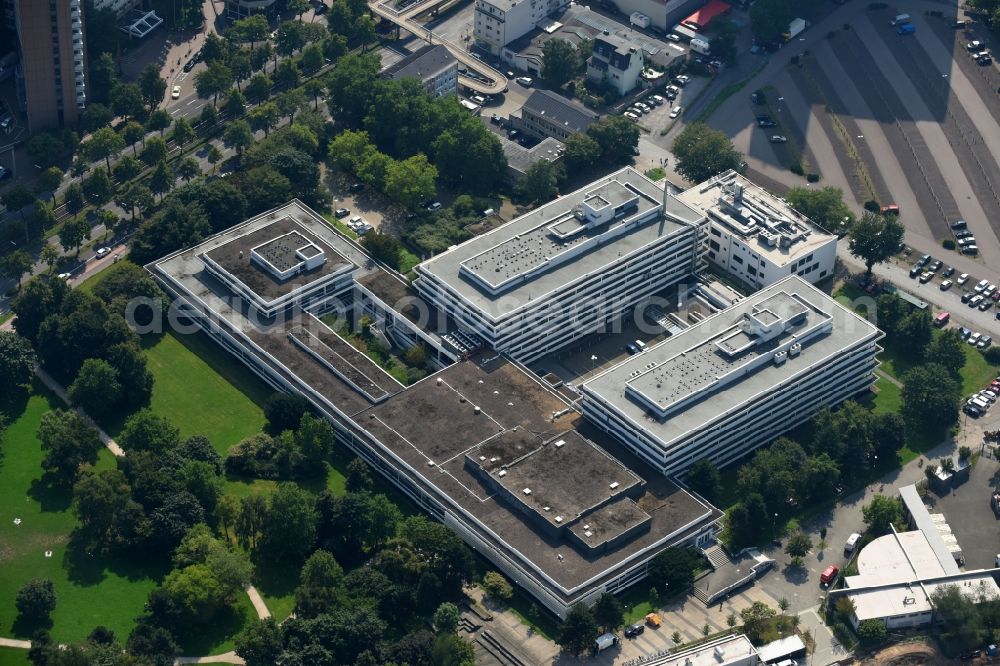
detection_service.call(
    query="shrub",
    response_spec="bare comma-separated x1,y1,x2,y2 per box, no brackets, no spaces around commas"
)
983,346,1000,364
807,173,820,182
482,571,513,601
942,239,956,250
863,200,880,213
790,163,805,176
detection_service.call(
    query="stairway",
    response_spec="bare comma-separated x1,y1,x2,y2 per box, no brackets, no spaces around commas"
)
703,543,731,570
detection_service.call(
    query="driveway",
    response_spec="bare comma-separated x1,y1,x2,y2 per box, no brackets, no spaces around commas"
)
930,451,1000,571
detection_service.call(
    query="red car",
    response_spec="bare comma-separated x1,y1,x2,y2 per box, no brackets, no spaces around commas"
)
820,564,840,585
880,204,900,215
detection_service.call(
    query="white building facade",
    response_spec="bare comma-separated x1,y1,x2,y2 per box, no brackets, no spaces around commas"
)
580,277,882,476
674,171,838,289
414,168,706,362
587,33,644,95
474,0,570,55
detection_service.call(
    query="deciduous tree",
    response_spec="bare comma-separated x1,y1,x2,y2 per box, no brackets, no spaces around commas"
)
849,211,905,278
672,122,744,183
37,408,102,484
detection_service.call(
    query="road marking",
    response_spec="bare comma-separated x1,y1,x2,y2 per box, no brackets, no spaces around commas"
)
187,99,199,106
170,108,183,115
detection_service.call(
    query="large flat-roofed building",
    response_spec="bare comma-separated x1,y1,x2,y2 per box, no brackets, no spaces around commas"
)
673,170,838,289
383,44,458,97
414,167,706,362
828,484,1000,630
149,200,721,618
580,276,881,475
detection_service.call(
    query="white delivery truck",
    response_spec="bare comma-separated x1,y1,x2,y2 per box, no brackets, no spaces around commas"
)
630,12,650,28
785,17,806,41
690,37,711,55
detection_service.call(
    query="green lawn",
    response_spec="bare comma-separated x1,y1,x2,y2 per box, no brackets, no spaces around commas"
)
0,648,29,666
76,259,133,295
100,330,269,455
0,385,161,644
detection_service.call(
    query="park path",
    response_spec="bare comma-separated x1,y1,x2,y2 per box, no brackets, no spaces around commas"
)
0,638,31,649
33,365,124,456
174,653,244,665
245,585,270,620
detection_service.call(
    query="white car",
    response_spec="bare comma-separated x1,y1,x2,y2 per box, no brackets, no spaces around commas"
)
624,112,639,120
957,273,970,285
95,247,111,258
969,332,983,346
515,76,533,87
669,105,682,119
940,279,953,290
171,85,181,99
975,279,990,293
666,33,681,42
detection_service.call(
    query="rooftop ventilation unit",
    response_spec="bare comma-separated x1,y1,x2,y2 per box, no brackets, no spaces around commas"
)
773,351,787,366
554,439,566,448
610,482,620,490
523,488,531,495
498,470,507,477
714,645,726,660
555,516,563,523
789,342,802,357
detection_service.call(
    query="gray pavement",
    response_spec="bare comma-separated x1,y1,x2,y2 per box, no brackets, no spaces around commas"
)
929,450,1000,571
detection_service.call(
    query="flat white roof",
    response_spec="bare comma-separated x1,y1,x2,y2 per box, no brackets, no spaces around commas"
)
846,531,949,588
675,170,836,267
581,275,880,449
648,633,757,666
848,573,1000,623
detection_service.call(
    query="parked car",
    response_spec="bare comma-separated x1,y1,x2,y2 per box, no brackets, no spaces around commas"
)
957,273,970,285
909,266,922,279
970,332,983,346
674,74,690,85
651,94,665,105
666,33,681,42
980,299,992,311
928,260,942,272
669,106,682,119
959,327,972,339
916,254,931,267
951,219,968,230
334,207,350,218
970,295,985,308
770,135,788,143
981,335,994,348
967,40,985,52
171,85,181,99
940,279,953,290
919,271,933,284
975,279,990,293
515,76,533,86
624,112,639,121
962,292,974,304
943,266,955,277
881,203,900,215
426,201,442,211
95,247,111,258
962,245,979,255
624,624,645,638
820,564,840,586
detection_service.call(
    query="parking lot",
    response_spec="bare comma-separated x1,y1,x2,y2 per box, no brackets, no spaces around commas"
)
932,453,1000,571
702,1,1000,287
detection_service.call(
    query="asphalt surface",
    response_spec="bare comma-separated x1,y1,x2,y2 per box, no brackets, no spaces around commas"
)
700,0,1000,296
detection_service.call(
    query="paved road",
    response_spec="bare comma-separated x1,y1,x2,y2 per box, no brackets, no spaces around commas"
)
838,241,1000,342
699,1,1000,295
